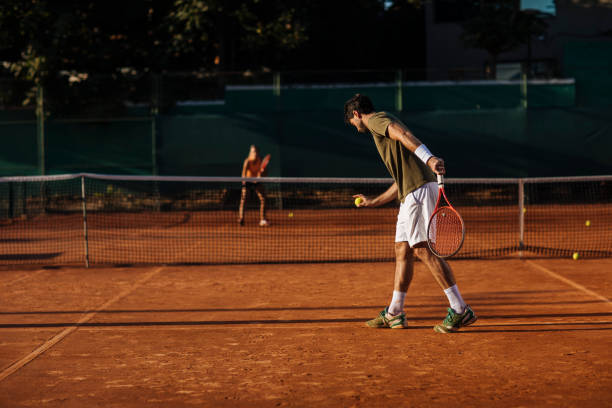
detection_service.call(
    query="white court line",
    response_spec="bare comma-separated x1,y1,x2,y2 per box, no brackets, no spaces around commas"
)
475,320,612,327
0,266,164,382
1,269,47,287
68,320,612,330
526,260,612,308
2,320,610,333
1,319,610,333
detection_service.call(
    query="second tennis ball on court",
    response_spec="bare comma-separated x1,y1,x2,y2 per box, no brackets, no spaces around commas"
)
585,220,591,227
354,197,363,207
572,252,579,260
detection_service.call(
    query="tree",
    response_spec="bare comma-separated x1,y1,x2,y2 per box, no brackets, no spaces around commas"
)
0,0,309,77
0,1,176,110
165,0,307,71
460,0,547,78
0,1,308,111
0,0,427,111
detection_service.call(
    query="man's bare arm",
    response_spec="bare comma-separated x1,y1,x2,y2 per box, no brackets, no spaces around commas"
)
353,183,398,208
387,122,445,175
387,122,423,151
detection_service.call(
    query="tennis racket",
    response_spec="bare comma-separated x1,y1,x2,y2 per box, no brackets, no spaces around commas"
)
426,175,465,258
260,154,271,173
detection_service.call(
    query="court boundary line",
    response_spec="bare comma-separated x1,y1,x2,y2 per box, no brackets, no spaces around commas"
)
525,260,612,307
1,269,46,287
476,320,612,327
1,319,609,330
0,266,164,382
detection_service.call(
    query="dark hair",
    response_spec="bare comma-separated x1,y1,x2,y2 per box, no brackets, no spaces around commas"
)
344,94,375,124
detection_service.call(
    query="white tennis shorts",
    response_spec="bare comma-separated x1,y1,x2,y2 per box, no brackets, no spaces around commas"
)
395,181,438,246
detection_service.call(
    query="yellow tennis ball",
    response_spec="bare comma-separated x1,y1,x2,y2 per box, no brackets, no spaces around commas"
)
585,220,591,227
354,197,363,207
288,212,293,218
572,252,579,260
522,207,526,214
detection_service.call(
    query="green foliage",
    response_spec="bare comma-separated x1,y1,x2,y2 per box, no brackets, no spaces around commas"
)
0,0,426,110
461,2,519,57
0,1,309,78
460,1,547,76
165,0,307,70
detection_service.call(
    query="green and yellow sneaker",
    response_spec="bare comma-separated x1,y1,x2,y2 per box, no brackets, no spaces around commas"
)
434,305,477,333
366,307,408,329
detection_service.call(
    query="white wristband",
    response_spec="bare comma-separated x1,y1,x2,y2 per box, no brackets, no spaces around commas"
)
414,144,434,165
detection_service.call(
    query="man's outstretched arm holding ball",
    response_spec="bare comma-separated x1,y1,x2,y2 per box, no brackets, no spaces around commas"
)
354,183,398,208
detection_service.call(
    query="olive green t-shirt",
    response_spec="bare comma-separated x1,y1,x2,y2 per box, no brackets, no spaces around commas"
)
367,112,436,202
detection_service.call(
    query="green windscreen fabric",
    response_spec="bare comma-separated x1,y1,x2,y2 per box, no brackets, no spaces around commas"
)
0,122,38,175
225,80,575,112
158,113,281,176
45,118,154,174
564,40,612,107
224,85,397,112
0,80,610,178
155,107,612,178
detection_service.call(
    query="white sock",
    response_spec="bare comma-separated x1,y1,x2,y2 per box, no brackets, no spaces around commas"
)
388,290,406,316
444,284,466,314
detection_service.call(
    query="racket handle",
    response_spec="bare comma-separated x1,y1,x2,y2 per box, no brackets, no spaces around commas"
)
437,174,444,186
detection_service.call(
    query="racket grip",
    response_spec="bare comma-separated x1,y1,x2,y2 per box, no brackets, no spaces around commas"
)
437,174,444,186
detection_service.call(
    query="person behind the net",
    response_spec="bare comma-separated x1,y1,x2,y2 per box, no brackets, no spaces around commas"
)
238,145,269,227
344,94,477,333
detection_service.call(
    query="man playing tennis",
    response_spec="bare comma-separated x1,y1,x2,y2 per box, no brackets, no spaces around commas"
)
238,145,269,227
345,94,477,333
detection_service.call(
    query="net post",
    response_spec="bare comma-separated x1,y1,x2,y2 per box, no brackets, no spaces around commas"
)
80,176,90,268
518,178,525,257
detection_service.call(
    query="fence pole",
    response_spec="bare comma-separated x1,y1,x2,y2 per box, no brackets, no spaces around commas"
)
273,72,281,97
521,73,528,109
151,74,161,211
151,74,160,176
81,176,90,268
36,84,45,175
396,69,403,112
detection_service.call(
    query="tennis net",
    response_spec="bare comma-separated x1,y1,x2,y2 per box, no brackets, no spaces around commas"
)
1,173,611,266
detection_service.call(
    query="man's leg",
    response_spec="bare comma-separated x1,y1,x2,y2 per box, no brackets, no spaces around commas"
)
413,244,463,311
414,243,477,332
407,181,476,332
388,242,414,315
365,242,413,329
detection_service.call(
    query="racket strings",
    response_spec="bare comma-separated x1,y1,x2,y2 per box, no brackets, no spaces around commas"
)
428,207,464,257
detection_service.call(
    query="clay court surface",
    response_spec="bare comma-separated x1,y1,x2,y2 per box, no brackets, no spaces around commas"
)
0,258,611,407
